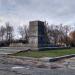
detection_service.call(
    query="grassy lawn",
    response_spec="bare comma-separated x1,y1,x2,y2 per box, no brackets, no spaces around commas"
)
13,48,75,58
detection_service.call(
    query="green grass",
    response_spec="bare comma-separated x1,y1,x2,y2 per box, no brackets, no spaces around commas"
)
13,48,75,58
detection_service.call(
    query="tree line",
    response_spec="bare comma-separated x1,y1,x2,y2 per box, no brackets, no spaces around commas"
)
0,22,75,47
46,23,72,46
0,22,28,46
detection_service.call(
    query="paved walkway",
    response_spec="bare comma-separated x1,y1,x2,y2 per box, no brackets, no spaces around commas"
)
0,55,74,75
0,47,29,54
0,63,75,75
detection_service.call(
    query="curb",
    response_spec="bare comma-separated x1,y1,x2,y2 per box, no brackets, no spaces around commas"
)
49,54,75,62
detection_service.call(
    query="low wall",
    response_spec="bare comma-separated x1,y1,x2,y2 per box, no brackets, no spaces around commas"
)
49,54,75,62
32,46,71,51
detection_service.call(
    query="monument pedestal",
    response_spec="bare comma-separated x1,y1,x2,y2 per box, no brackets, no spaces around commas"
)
29,21,50,50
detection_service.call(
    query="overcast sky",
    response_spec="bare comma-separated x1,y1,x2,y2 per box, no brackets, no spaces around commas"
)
0,0,75,26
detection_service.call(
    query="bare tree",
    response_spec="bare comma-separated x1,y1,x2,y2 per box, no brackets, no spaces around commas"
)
47,24,71,46
57,24,65,44
24,25,29,41
63,25,71,45
0,26,6,41
18,25,29,42
5,22,13,42
18,26,25,39
48,25,60,44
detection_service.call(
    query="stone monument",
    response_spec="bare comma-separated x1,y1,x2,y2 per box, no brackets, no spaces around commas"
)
29,21,50,50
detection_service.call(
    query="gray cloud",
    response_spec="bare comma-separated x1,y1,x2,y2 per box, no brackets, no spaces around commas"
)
0,0,75,25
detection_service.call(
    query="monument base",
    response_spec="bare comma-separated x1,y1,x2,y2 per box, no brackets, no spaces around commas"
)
29,44,70,50
30,46,70,50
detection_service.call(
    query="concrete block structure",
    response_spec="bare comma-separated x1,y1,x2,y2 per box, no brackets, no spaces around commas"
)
29,21,50,50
